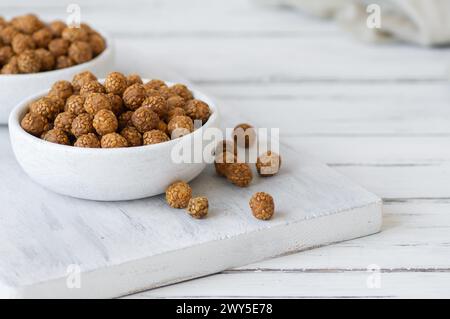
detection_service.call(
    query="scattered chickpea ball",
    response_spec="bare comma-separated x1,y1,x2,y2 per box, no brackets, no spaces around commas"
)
123,83,147,110
215,139,237,156
187,197,209,219
74,133,100,148
104,72,128,95
168,115,194,138
93,109,118,136
171,83,193,101
0,15,105,74
166,181,192,209
101,133,128,148
71,113,94,137
120,127,142,147
142,94,168,117
42,128,70,145
84,93,111,115
54,111,76,133
185,99,211,124
233,123,256,149
65,95,86,115
226,163,253,187
21,112,48,136
132,107,159,133
256,151,282,177
143,130,170,145
249,192,275,220
214,151,236,177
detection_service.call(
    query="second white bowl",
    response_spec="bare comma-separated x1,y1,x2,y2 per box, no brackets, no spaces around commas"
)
8,81,220,201
0,31,114,124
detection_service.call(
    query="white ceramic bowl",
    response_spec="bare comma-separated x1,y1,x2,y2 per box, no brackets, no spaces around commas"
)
8,81,220,201
0,31,114,124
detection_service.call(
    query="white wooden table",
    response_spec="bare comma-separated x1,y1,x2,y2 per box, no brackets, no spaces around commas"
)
3,0,450,298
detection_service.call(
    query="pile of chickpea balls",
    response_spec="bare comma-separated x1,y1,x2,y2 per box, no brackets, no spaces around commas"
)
0,14,106,74
20,71,212,148
166,124,281,221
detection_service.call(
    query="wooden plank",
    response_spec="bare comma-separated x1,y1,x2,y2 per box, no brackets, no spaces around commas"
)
333,165,450,199
283,137,450,165
0,127,381,298
113,38,450,82
0,0,336,35
127,271,450,298
239,202,450,270
197,82,450,136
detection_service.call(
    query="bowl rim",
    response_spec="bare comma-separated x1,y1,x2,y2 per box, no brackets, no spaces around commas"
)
0,30,113,80
9,79,219,155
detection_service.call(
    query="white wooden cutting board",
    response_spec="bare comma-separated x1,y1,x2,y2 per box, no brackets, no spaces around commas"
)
0,124,381,298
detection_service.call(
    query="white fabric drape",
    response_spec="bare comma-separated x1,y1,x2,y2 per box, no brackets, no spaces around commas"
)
259,0,450,46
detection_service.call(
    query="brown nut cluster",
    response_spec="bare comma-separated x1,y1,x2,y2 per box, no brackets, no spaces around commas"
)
187,197,209,219
54,111,76,133
120,127,142,147
226,163,253,187
232,123,256,149
42,128,70,145
142,95,168,118
71,113,95,137
165,181,192,209
214,150,237,177
185,99,211,124
143,130,170,145
0,14,106,74
84,93,111,115
256,151,282,177
101,133,128,148
74,133,100,148
249,192,275,220
20,71,211,148
214,140,252,187
165,181,209,219
93,109,118,135
168,115,194,138
131,107,159,133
